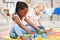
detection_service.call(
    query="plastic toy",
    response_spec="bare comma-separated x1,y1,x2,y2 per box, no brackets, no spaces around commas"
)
23,34,30,38
33,34,39,38
37,29,44,34
38,37,43,40
34,38,38,40
41,33,46,38
29,35,34,40
43,38,50,40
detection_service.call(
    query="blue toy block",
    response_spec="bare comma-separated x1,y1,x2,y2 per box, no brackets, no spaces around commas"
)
41,33,46,38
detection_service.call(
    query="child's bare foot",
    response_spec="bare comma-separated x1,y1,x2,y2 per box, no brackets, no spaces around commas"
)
44,28,53,34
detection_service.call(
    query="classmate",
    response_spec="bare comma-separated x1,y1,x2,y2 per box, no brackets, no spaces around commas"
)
28,3,52,33
10,1,43,40
28,3,45,30
0,0,8,21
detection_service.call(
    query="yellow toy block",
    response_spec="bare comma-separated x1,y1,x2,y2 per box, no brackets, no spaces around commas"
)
34,38,38,40
38,37,43,40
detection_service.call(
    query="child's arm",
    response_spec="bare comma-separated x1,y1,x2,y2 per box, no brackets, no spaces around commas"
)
12,16,35,34
25,17,40,31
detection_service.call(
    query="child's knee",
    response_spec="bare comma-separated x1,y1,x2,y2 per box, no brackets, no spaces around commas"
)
9,33,18,39
38,26,45,30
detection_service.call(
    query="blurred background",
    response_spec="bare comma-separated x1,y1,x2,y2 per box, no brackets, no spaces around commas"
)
0,0,60,34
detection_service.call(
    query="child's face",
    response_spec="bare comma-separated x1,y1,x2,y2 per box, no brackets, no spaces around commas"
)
34,6,40,15
18,8,28,17
34,4,44,15
38,4,44,11
39,5,44,11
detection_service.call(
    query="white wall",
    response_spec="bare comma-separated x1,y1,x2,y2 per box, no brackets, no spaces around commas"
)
54,0,60,7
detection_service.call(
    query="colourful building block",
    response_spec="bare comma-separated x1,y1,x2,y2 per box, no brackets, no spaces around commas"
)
41,33,46,38
34,38,38,40
23,34,30,38
38,37,43,40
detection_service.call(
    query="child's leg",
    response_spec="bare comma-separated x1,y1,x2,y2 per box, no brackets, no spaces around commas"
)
10,32,18,39
38,26,45,30
10,24,27,40
26,24,37,33
38,26,52,33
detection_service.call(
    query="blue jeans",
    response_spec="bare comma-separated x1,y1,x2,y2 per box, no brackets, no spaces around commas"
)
10,24,44,38
38,26,45,30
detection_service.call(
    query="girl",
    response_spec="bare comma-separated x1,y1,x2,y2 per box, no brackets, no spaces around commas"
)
10,1,42,40
28,3,45,30
28,3,52,34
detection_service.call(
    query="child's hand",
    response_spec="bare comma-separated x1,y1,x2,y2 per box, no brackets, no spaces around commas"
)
28,31,35,35
37,29,44,34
